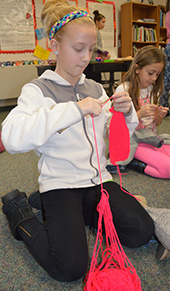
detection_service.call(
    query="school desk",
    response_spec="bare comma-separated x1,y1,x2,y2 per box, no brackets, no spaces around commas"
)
37,58,132,96
84,59,132,96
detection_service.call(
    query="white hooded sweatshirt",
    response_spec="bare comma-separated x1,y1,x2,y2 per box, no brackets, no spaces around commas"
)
2,70,138,193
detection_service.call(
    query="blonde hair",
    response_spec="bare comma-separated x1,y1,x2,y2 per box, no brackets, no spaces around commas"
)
41,0,95,42
123,46,166,111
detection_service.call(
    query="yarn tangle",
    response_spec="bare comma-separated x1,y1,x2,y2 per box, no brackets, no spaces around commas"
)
84,113,142,291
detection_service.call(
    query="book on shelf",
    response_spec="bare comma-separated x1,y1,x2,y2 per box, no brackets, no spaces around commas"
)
133,25,157,42
142,18,155,23
160,9,166,27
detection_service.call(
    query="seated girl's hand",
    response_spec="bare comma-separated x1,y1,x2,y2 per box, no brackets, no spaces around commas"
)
157,106,169,118
137,104,157,119
112,91,132,115
77,97,102,117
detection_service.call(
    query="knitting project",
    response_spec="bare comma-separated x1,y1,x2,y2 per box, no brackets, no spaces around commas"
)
84,109,142,290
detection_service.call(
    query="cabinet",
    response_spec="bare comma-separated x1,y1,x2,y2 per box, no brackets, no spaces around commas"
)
0,66,38,107
121,2,159,57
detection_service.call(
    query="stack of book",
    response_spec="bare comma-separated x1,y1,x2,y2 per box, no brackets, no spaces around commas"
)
133,25,157,42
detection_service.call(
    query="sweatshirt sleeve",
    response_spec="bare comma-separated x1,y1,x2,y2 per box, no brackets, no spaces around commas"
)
2,83,83,154
124,102,139,137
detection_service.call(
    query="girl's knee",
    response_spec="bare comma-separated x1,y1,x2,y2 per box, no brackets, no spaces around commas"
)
138,211,155,246
48,256,88,282
144,164,170,179
118,207,154,248
139,209,154,246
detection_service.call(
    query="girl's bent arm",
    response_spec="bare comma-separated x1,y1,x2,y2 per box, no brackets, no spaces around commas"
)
2,84,83,154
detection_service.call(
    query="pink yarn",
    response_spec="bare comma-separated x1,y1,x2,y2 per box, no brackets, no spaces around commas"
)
109,107,130,165
84,115,142,291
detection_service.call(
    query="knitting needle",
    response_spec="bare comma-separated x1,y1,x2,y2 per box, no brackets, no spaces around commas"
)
157,106,162,135
102,87,115,107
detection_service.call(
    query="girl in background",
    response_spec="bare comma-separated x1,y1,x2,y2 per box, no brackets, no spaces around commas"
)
159,0,170,113
86,10,110,82
1,0,155,282
91,10,110,62
111,45,170,179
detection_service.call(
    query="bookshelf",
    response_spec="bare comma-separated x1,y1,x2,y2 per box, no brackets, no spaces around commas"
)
158,5,167,51
121,2,160,57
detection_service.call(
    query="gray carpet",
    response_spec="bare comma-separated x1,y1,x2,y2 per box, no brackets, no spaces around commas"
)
0,107,170,291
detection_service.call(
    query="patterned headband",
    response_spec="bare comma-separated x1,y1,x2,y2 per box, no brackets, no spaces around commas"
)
49,10,93,40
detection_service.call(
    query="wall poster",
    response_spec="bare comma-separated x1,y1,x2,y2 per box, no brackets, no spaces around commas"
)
0,0,36,54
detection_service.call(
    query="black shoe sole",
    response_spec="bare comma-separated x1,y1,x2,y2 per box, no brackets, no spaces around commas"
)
1,189,27,205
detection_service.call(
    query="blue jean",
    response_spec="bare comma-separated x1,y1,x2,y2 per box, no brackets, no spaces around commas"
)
159,43,170,107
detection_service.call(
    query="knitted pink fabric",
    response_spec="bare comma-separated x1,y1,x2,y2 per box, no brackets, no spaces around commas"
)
109,107,130,165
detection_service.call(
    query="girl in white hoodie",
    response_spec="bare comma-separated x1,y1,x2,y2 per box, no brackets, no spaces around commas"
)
1,0,154,282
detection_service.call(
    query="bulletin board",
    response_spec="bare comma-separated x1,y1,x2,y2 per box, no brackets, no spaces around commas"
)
0,0,78,56
0,0,37,54
86,0,117,59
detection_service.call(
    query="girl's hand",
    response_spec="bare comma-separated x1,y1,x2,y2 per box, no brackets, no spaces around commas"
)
157,106,169,118
77,97,102,117
106,53,111,60
112,91,132,115
137,104,157,120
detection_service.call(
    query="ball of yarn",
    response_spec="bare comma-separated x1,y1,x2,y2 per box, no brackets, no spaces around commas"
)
85,267,142,291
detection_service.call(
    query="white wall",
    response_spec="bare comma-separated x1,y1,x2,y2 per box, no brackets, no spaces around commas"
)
0,0,166,62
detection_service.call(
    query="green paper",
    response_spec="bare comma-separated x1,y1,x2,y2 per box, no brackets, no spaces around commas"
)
104,59,115,63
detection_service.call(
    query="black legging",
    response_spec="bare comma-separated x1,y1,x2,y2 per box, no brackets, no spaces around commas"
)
18,181,154,282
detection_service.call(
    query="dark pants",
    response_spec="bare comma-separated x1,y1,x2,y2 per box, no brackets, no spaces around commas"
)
18,181,154,282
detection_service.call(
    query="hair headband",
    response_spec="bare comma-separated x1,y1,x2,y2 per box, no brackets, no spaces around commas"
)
49,10,93,40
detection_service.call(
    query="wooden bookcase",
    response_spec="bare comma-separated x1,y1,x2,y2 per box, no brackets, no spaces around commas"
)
121,2,160,57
